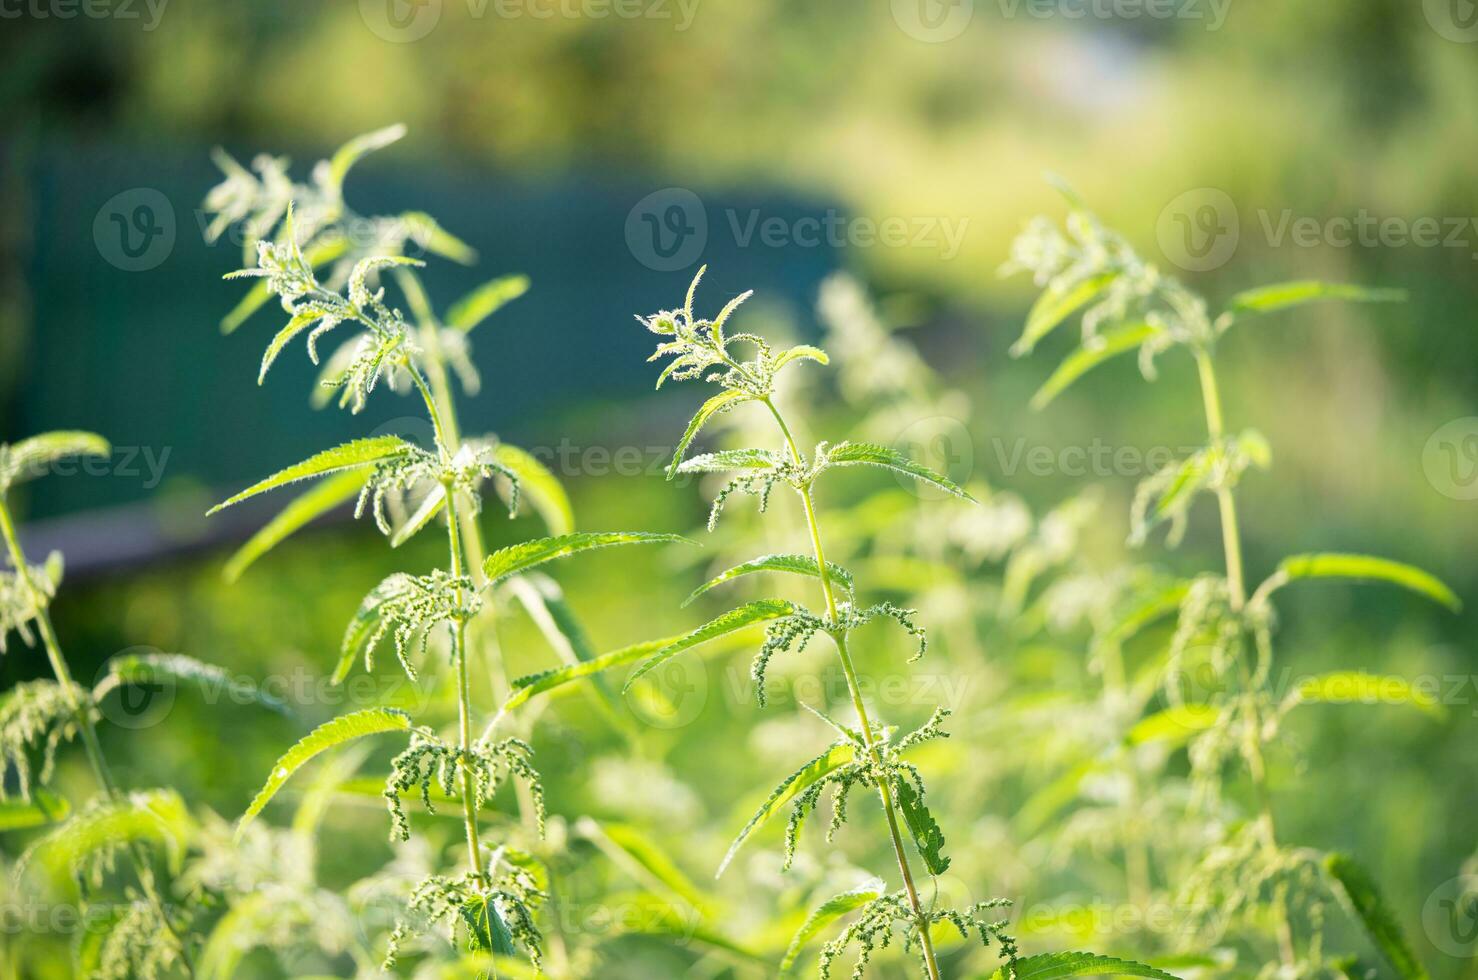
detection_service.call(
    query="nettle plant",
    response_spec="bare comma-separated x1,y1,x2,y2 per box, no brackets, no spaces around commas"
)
1,435,290,978
203,128,682,974
612,268,1179,980
1006,185,1460,978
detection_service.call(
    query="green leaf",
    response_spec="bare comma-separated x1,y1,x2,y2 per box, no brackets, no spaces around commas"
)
773,345,830,373
501,634,684,716
779,877,886,975
1226,281,1405,318
223,470,367,582
238,708,411,835
445,275,530,332
483,531,688,584
93,653,290,716
895,779,950,875
390,483,447,548
676,448,780,474
492,443,574,535
823,442,975,501
1325,853,1429,980
991,951,1184,980
1286,672,1444,719
1265,553,1460,612
0,431,111,493
1012,272,1117,356
208,436,412,514
576,817,709,911
685,554,852,607
718,742,856,877
1101,581,1190,645
623,599,796,692
221,237,348,335
1031,322,1159,410
460,894,517,956
668,388,752,477
401,211,477,264
0,790,70,832
325,124,406,198
1128,705,1220,746
20,789,193,881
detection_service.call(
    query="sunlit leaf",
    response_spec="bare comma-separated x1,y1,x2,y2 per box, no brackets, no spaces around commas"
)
1285,672,1444,719
1031,322,1159,410
685,554,852,607
483,532,688,583
93,652,289,716
445,275,530,333
1226,281,1405,318
717,742,856,877
668,389,752,477
779,877,887,975
823,442,975,501
1325,853,1429,980
1012,272,1117,356
624,599,796,692
222,469,367,582
1263,553,1460,612
208,436,413,514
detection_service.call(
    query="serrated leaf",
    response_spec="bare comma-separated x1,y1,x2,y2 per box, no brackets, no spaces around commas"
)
0,431,111,493
20,789,192,881
1226,281,1405,318
499,634,685,717
482,532,687,584
325,124,406,198
1031,322,1159,410
991,951,1184,980
823,442,975,501
895,779,950,875
1127,705,1220,746
676,448,780,474
1285,672,1444,719
1265,553,1460,612
238,708,411,835
258,306,331,383
685,554,852,607
208,436,412,514
668,389,752,477
93,653,289,716
623,599,796,692
1012,272,1117,356
221,237,349,335
779,877,887,974
0,790,69,831
718,742,856,878
773,345,830,373
1325,853,1428,980
401,211,477,264
492,443,573,535
460,894,517,956
445,275,530,333
223,470,367,582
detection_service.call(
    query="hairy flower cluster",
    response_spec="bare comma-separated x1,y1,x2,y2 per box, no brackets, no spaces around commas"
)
94,895,187,980
347,570,483,681
819,890,1015,980
0,553,61,654
0,680,89,801
385,731,544,842
1130,430,1271,548
383,868,545,970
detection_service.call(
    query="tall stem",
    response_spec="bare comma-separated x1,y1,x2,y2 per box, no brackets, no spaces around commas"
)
444,484,487,882
0,497,196,977
1191,351,1295,967
762,398,944,980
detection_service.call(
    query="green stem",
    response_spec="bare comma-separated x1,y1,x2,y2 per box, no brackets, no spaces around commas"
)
1191,351,1295,968
0,497,197,977
762,398,944,980
444,481,487,883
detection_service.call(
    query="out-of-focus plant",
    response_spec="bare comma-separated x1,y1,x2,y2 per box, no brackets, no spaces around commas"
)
1007,181,1460,979
203,126,688,976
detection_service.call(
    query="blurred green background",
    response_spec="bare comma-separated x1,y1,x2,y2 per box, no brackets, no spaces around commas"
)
2,1,1476,977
